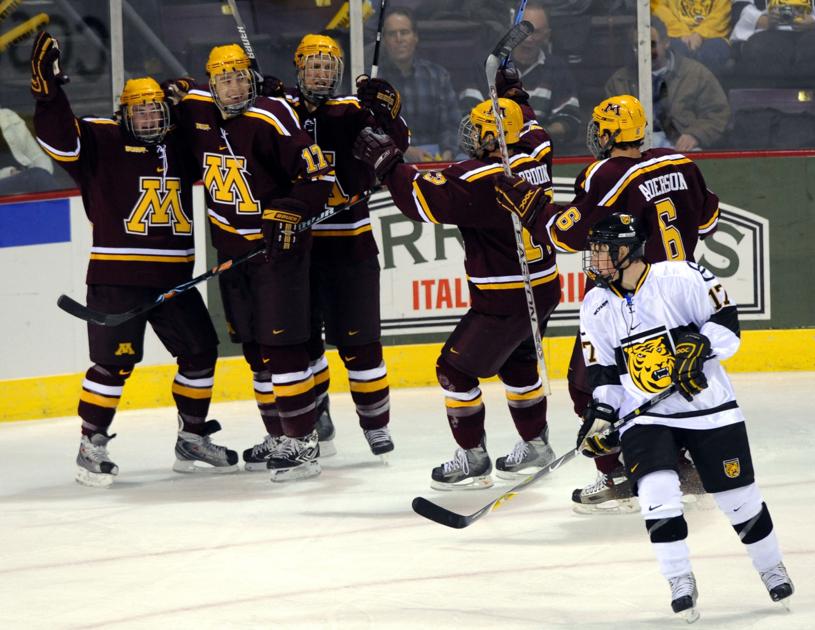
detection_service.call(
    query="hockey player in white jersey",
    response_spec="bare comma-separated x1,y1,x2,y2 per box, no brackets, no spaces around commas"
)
576,213,793,622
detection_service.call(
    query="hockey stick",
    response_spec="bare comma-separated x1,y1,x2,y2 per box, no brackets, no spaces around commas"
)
481,21,553,396
57,194,368,327
225,0,261,74
369,0,388,78
412,386,677,529
501,0,528,68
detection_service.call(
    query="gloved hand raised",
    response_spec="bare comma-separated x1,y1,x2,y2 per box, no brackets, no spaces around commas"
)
31,31,69,101
494,173,548,226
161,77,196,105
353,127,403,180
356,74,401,123
495,66,529,105
576,401,620,458
672,331,712,401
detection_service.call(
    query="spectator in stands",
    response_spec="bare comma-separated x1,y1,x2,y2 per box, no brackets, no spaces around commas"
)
732,0,815,77
606,16,730,151
0,107,57,195
652,0,732,75
378,7,461,162
459,1,581,146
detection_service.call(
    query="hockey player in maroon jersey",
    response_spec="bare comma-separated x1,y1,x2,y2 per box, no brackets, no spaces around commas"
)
354,97,560,488
31,32,237,487
242,34,410,464
174,44,334,482
495,94,719,509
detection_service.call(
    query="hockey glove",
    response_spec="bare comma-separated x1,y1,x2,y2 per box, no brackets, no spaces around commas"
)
576,401,620,458
495,66,530,105
262,198,307,260
31,31,69,101
356,74,402,123
259,75,286,98
161,76,196,105
672,331,712,401
494,173,547,227
353,127,403,180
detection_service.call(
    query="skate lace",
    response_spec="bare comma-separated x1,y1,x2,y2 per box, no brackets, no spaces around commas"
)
250,434,277,457
506,440,531,465
195,435,229,458
668,573,696,600
441,448,469,475
582,471,609,495
365,428,391,447
272,436,300,459
760,563,789,590
83,440,111,464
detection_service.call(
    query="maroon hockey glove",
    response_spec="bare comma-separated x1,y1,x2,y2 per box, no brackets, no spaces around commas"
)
259,75,286,98
576,401,620,458
353,127,403,180
161,76,196,105
672,331,711,401
495,66,529,105
356,75,401,122
494,173,547,227
31,31,69,101
262,198,307,260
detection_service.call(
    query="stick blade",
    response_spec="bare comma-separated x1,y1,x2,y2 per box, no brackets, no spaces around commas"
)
489,20,533,62
411,497,471,529
57,294,107,326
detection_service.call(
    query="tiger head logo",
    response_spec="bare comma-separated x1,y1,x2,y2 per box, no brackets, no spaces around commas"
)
624,336,675,393
680,0,714,22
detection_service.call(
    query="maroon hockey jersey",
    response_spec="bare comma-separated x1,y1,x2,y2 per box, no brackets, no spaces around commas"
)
534,148,720,262
34,88,199,288
176,89,334,257
385,123,556,316
285,91,410,262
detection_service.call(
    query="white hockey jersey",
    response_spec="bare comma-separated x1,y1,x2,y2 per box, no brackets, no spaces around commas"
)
579,260,744,434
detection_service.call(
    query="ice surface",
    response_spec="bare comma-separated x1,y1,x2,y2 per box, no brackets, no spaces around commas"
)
1,373,813,629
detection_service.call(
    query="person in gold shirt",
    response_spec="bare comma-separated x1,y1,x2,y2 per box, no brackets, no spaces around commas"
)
652,0,733,74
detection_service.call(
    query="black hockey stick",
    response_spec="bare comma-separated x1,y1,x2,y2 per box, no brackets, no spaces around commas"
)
370,0,388,79
501,0,528,68
57,194,368,327
412,386,677,529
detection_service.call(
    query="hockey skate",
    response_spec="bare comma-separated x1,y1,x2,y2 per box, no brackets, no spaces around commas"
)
495,426,556,480
363,426,394,460
267,430,321,482
668,572,700,623
315,396,337,457
173,419,239,473
571,467,638,514
242,434,281,471
760,562,794,608
430,438,493,490
76,433,119,488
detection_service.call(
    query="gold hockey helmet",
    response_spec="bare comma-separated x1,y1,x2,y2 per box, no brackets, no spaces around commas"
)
206,44,256,117
294,34,344,103
118,77,170,144
587,94,646,158
458,98,523,158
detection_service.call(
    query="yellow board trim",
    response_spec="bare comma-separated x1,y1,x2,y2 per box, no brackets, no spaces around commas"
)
3,329,814,422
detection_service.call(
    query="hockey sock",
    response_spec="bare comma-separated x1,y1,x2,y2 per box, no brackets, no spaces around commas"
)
310,353,330,403
338,342,389,430
173,350,217,434
78,363,131,436
499,361,547,441
243,343,281,435
437,356,485,449
263,344,315,438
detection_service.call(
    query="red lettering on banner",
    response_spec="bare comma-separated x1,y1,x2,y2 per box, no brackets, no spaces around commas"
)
436,279,452,308
559,272,588,305
421,279,434,307
412,280,419,310
455,278,468,307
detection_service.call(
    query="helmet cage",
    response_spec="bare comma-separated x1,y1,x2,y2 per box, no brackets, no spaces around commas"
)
122,101,170,144
297,51,344,103
586,119,621,159
209,68,257,117
458,115,494,158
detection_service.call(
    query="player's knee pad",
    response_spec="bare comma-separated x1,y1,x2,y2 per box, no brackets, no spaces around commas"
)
436,355,478,393
731,501,774,544
497,358,538,389
242,342,265,373
89,363,134,386
177,348,217,376
336,341,382,370
637,469,684,520
261,344,309,373
645,514,688,543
